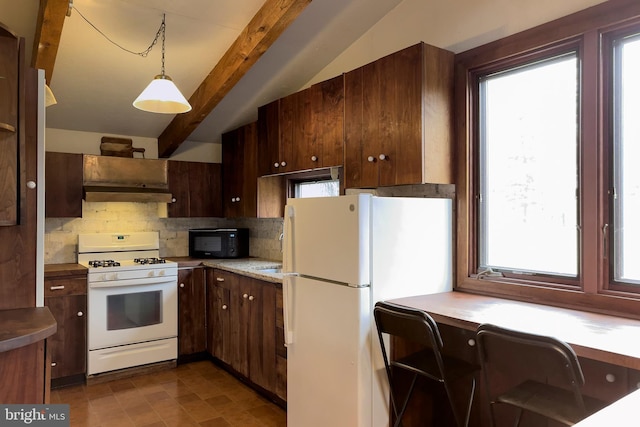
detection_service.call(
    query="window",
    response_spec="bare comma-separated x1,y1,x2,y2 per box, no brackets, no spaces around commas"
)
294,179,340,198
456,2,640,317
611,33,640,286
478,53,579,278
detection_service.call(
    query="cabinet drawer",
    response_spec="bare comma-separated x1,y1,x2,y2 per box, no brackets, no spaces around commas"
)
44,277,87,297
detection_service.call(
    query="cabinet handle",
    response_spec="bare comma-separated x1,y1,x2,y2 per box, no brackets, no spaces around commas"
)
280,161,287,167
274,162,279,168
51,362,57,367
367,156,375,162
379,154,387,161
77,311,84,317
248,295,255,301
0,123,16,133
49,285,65,291
222,304,228,310
216,277,225,282
179,283,185,288
27,181,37,189
243,293,249,299
311,155,318,162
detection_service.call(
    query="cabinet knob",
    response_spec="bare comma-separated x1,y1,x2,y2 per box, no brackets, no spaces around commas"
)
236,196,240,202
367,156,375,162
77,311,83,317
467,339,476,347
51,362,57,367
605,373,616,383
179,283,185,288
379,154,387,161
171,197,177,203
248,295,255,301
27,180,36,189
243,293,249,299
274,162,279,168
280,161,287,167
311,155,318,162
222,304,228,310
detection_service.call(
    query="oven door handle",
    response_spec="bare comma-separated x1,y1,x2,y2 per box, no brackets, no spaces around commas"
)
89,276,176,289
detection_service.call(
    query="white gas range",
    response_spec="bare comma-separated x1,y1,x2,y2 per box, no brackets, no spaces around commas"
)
78,232,178,376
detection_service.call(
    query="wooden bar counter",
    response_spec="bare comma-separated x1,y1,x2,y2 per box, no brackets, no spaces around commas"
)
0,307,57,403
388,291,640,426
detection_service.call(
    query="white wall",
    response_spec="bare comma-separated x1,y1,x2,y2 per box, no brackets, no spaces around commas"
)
307,0,607,86
45,128,221,163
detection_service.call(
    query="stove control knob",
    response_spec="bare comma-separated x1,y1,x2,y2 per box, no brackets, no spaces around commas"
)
148,271,155,277
158,270,165,276
108,273,118,281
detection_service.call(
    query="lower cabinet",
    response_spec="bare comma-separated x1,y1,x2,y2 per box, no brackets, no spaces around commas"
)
44,271,87,385
207,268,281,398
178,267,207,358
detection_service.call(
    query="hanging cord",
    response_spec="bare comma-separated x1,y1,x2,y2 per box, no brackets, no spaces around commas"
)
72,6,165,58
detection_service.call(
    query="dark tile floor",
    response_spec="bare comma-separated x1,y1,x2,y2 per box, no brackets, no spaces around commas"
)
50,361,286,427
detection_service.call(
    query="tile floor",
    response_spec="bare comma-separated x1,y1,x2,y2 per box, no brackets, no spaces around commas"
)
50,361,286,427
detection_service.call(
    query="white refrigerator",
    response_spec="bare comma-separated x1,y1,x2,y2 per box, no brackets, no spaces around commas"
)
282,194,452,427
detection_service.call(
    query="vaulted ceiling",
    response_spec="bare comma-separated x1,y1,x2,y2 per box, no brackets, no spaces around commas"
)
1,0,402,157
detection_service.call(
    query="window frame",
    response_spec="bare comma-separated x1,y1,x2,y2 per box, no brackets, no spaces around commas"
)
455,0,640,319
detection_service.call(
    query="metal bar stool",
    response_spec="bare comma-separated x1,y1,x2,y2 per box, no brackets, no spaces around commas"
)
476,323,607,426
374,301,478,427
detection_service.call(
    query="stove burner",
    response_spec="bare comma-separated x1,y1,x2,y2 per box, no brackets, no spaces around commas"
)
88,260,121,268
134,257,167,265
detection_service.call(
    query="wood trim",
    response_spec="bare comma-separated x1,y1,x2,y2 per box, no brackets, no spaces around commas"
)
31,0,69,84
157,0,312,158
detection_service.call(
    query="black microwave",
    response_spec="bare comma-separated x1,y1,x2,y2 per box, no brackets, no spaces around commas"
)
189,228,249,259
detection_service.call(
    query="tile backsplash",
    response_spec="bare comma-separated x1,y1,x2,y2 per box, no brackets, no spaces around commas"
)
45,202,284,264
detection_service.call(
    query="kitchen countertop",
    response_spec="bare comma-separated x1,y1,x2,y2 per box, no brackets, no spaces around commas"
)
168,257,284,284
0,307,57,353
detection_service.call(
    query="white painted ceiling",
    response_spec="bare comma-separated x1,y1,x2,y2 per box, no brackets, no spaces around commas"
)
0,0,402,147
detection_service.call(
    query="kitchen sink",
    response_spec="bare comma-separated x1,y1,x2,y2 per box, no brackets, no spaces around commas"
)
257,267,282,274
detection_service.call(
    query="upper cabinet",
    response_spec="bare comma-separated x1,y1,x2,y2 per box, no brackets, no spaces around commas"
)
222,122,258,218
0,29,19,225
343,42,454,188
222,122,285,218
258,75,344,176
167,160,222,218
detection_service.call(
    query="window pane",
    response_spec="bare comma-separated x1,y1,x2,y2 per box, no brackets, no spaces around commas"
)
614,35,640,283
295,180,339,198
479,54,579,276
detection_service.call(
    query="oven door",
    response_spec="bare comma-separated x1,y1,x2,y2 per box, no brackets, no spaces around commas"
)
88,276,177,351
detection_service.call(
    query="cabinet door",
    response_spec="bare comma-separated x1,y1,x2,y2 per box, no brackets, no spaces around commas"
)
178,268,206,356
167,160,191,217
258,100,281,176
45,152,83,218
207,269,236,367
168,161,222,218
247,277,277,392
222,122,258,218
344,44,424,188
0,34,18,226
45,294,87,379
278,93,297,174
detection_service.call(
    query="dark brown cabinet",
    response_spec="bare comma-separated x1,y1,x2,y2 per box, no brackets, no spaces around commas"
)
275,286,287,401
45,152,83,218
258,76,344,176
221,122,258,218
167,160,222,217
207,269,277,393
344,42,454,188
0,28,19,226
44,269,87,385
178,267,207,358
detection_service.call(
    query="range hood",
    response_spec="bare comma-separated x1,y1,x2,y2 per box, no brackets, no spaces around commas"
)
83,155,173,203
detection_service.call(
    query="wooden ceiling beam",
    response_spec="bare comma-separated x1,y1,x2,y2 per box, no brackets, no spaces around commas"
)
157,0,312,158
31,0,69,84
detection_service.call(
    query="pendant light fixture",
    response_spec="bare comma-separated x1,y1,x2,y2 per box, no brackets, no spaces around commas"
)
133,14,192,114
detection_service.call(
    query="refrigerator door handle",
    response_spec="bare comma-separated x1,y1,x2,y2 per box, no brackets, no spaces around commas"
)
283,276,294,346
